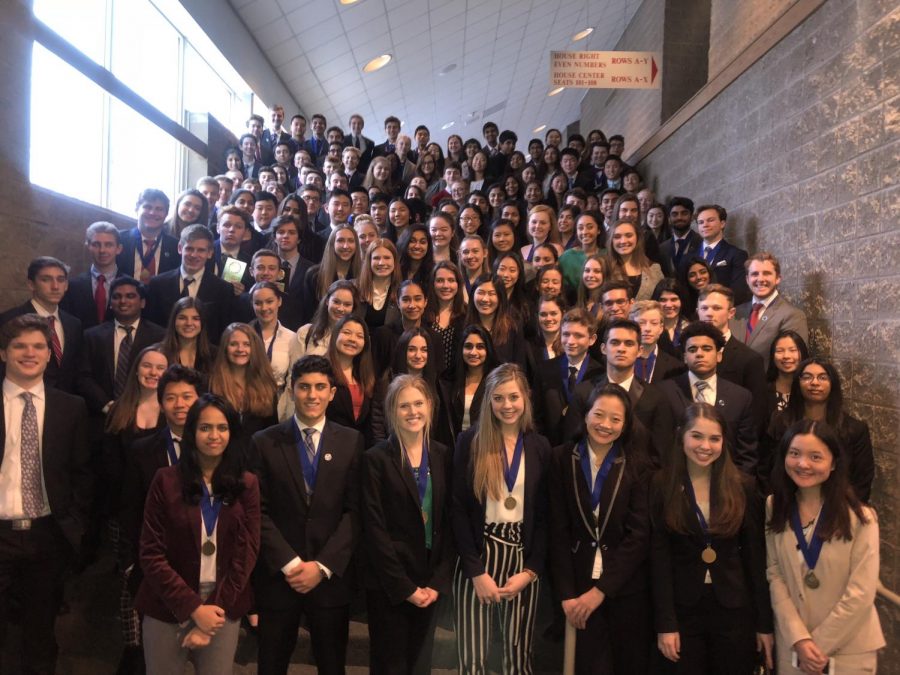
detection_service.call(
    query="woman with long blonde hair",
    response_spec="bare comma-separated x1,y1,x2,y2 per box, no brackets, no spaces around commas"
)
451,363,550,675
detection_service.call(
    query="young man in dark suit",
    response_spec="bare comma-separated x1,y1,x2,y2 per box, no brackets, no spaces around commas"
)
0,314,91,675
0,257,83,394
60,221,123,329
630,300,685,383
252,355,364,675
533,308,604,446
115,188,181,282
303,114,329,167
660,196,701,272
371,115,401,159
344,113,374,172
209,205,255,294
659,321,758,476
145,225,234,342
695,204,751,304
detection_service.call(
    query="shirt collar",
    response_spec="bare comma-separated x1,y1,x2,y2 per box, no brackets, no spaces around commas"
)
294,415,326,435
115,318,140,332
753,289,779,308
91,265,117,279
179,266,205,284
3,378,46,403
688,371,717,392
30,302,59,321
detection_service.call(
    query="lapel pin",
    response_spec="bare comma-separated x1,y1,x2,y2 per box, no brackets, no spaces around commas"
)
323,453,333,461
718,400,725,406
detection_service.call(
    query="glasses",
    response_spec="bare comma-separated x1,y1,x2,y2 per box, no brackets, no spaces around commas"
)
799,373,831,383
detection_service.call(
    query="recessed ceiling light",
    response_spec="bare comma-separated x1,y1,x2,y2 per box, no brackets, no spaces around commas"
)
339,0,360,4
572,27,594,41
548,86,565,96
441,121,455,130
533,124,546,133
363,54,392,73
439,63,457,75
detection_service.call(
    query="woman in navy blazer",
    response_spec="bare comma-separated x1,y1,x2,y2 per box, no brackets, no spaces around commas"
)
361,375,454,674
135,394,260,674
452,363,550,675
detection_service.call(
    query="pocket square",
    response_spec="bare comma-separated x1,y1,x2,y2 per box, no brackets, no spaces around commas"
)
715,260,727,267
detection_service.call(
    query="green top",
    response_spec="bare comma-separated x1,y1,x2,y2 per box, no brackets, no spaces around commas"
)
413,466,433,550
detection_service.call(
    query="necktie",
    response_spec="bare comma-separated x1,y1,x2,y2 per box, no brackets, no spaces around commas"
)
181,277,195,298
114,325,134,397
353,136,360,149
746,302,763,340
694,379,709,403
94,274,107,324
142,239,157,277
46,316,63,365
20,392,44,518
568,366,578,393
674,238,684,264
303,428,317,494
703,245,715,263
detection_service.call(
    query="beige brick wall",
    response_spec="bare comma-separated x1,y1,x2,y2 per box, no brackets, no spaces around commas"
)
709,0,798,76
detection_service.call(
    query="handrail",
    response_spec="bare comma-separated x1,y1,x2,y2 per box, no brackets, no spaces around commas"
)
877,581,900,608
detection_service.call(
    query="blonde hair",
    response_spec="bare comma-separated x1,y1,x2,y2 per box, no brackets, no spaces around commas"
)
471,364,533,502
384,375,434,447
528,204,561,245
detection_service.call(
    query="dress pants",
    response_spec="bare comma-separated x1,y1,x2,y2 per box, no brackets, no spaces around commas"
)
0,517,71,675
366,587,439,675
142,614,240,675
257,598,349,675
573,588,653,675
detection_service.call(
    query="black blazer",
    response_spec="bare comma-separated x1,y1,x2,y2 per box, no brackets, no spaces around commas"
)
251,418,364,609
563,375,674,463
436,375,486,450
77,319,166,414
452,427,550,578
720,336,768,431
660,374,758,475
0,386,92,551
60,270,122,329
326,382,378,449
646,347,686,383
145,269,234,342
661,229,702,272
548,440,653,601
0,302,83,394
649,476,773,633
533,355,605,446
360,436,454,603
705,239,751,304
115,227,181,279
209,241,254,290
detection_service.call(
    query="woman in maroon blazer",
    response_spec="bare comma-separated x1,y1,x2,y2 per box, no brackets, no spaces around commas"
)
135,394,260,674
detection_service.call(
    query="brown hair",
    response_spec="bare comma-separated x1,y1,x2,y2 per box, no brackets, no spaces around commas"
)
208,323,277,416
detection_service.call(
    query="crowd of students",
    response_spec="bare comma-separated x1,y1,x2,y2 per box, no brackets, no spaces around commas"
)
0,110,885,675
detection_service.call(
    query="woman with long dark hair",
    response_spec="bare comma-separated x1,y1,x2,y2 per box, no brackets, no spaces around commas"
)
766,420,883,673
765,330,810,419
356,238,402,332
136,395,259,674
296,279,359,357
160,298,216,374
304,224,361,318
652,403,773,674
464,273,527,367
680,258,713,319
606,219,664,301
492,250,530,322
248,281,300,421
325,315,378,446
424,261,467,376
397,223,435,286
166,189,208,239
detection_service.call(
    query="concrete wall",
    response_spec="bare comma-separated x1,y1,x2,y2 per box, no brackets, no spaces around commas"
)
709,0,798,76
588,0,900,665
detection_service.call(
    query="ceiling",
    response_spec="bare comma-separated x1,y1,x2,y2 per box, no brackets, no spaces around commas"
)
227,0,641,145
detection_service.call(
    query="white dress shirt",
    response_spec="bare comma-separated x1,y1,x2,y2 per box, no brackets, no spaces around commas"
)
0,380,50,519
179,266,205,299
30,303,64,352
688,372,718,404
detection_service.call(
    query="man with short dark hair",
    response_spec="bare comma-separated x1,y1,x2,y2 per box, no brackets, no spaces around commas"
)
373,116,401,158
602,155,624,190
695,204,750,303
482,121,499,155
559,148,591,190
0,314,91,675
240,133,262,178
608,134,625,157
61,221,123,329
303,114,329,167
660,196,700,271
409,124,430,163
116,189,181,281
290,114,307,146
253,191,279,238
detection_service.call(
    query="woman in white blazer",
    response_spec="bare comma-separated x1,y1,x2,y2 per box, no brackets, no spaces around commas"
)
765,419,884,674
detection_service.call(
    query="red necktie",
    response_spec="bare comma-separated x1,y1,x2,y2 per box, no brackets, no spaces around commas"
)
143,239,157,277
746,302,763,340
94,274,106,323
47,316,63,365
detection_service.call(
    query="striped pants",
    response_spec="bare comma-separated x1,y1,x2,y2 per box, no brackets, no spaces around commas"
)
453,522,540,675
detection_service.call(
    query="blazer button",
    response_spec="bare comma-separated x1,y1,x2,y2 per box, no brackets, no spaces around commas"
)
601,544,608,551
591,541,597,548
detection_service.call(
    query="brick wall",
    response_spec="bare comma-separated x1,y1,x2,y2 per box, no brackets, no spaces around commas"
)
629,0,900,665
709,0,797,77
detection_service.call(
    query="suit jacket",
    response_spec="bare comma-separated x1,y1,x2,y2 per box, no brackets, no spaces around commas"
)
650,476,772,633
135,467,260,623
452,427,550,578
764,499,884,661
260,129,295,165
644,347,685,383
251,418,364,609
661,229,702,272
209,241,254,291
115,227,181,279
344,134,374,172
326,383,377,449
703,239,751,304
60,270,123,329
0,386,91,550
145,269,234,342
533,355,605,446
563,375,674,464
548,440,653,602
303,136,329,167
660,374,758,475
729,294,809,368
77,319,166,413
720,335,769,431
0,302,83,394
436,376,485,450
360,436,454,603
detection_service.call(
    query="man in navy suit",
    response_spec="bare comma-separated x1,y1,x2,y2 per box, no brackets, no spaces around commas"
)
145,225,234,342
629,300,685,383
60,221,123,329
344,114,374,172
260,104,295,165
660,196,701,272
209,205,255,294
303,114,329,168
0,257,83,394
695,204,751,304
115,188,180,282
372,115,402,159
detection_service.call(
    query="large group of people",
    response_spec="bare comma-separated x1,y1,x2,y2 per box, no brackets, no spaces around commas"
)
0,107,885,675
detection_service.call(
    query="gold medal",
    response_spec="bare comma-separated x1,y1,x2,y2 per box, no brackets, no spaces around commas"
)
701,546,717,564
422,509,428,524
804,570,820,589
504,495,517,510
202,540,216,556
139,269,151,284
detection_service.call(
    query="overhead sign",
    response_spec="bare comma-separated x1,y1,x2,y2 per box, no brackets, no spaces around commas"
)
550,51,661,89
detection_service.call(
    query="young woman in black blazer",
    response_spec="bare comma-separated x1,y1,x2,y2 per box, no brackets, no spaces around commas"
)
463,273,527,369
548,383,655,674
361,375,453,674
651,403,773,674
452,363,550,675
324,315,379,447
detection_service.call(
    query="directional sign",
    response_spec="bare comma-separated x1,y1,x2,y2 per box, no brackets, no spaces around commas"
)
550,51,661,89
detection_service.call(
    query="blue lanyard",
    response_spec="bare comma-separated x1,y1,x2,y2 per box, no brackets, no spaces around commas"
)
501,433,524,493
560,355,589,402
791,504,826,571
166,430,180,466
200,481,223,538
253,320,278,362
406,437,430,504
579,440,619,512
636,351,656,381
683,478,711,546
293,420,323,492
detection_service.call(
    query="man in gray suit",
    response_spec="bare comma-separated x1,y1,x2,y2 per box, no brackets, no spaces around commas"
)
729,252,808,368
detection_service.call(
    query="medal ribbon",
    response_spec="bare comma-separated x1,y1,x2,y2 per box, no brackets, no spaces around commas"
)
253,320,278,362
407,438,429,505
501,433,524,494
137,235,162,272
790,504,826,573
683,478,712,549
200,481,223,538
579,440,619,513
293,419,323,492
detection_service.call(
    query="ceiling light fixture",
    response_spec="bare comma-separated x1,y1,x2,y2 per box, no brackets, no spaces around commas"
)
533,124,547,133
363,54,392,73
441,121,455,130
339,0,360,4
572,27,594,41
548,86,565,96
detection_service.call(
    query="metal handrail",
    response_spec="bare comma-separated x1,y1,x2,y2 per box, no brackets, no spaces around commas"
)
877,581,900,607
